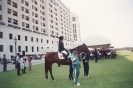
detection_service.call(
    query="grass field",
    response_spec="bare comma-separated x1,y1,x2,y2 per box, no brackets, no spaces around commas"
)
0,51,133,88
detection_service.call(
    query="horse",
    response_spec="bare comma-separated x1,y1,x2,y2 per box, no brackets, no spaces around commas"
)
44,44,89,81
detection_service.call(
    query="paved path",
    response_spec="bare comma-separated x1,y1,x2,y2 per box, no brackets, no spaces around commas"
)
0,59,45,72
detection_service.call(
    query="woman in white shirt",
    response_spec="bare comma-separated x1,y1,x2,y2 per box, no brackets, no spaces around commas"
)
20,55,26,74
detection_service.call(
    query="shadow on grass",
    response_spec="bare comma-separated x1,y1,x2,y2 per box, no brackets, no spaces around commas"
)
0,52,133,88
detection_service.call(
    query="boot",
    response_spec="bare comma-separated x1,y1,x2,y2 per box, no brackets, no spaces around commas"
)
64,55,68,62
22,69,24,74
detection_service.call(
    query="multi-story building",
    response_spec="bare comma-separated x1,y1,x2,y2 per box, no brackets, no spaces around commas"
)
71,13,81,43
0,0,81,59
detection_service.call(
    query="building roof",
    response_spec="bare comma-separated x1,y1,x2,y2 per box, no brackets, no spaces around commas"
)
82,35,111,47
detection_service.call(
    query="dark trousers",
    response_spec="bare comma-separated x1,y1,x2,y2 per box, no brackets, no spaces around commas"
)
3,63,7,72
17,63,20,75
22,68,26,74
83,60,89,76
95,56,98,63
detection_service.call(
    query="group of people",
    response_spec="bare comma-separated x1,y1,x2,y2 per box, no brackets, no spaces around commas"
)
0,53,32,76
16,53,32,76
90,49,117,61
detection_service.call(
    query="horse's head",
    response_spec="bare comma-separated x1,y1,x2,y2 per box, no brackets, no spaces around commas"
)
74,43,90,55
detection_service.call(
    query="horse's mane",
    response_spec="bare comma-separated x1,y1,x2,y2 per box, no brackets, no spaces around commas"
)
68,44,86,51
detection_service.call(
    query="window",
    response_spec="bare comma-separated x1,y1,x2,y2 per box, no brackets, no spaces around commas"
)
32,12,34,16
32,46,34,52
31,37,33,42
26,16,29,21
21,7,24,11
35,1,37,5
26,23,29,28
13,19,18,25
13,11,17,16
43,23,45,27
35,7,37,11
9,33,12,39
41,39,43,43
0,5,2,10
21,0,24,3
35,13,38,17
37,47,39,52
18,35,20,40
8,17,11,22
25,9,29,13
10,45,13,52
47,40,48,44
7,0,11,5
0,32,3,38
22,22,25,27
0,15,2,20
41,47,43,49
25,1,29,6
22,14,24,19
52,41,53,44
36,27,38,31
25,36,27,41
12,2,17,8
18,46,21,52
72,17,76,21
36,38,38,42
0,45,3,52
42,6,44,9
25,46,28,52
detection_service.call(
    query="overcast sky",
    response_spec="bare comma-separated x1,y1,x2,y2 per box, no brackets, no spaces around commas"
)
61,0,133,48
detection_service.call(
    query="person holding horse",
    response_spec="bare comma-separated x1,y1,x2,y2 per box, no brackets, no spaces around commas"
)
82,52,89,78
71,48,81,86
58,36,69,62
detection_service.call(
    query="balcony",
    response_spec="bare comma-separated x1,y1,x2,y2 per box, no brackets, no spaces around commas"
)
8,24,21,29
33,30,42,34
41,33,48,36
22,28,32,32
0,21,5,25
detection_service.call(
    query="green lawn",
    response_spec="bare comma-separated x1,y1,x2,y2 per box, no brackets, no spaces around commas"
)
0,51,133,88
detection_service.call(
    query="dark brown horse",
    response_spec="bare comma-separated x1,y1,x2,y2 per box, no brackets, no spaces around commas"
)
44,44,89,81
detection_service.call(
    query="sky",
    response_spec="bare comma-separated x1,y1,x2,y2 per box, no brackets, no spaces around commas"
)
61,0,133,48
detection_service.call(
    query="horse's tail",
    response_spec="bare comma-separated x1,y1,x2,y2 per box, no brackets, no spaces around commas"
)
45,54,48,74
45,59,47,74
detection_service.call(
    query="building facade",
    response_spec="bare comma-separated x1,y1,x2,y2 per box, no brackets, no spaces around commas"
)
71,13,81,43
0,0,81,59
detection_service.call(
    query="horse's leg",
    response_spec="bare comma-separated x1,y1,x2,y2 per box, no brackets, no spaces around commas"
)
49,64,54,80
45,61,48,79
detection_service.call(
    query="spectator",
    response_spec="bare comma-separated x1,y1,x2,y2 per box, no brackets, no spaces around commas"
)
0,57,2,65
94,48,98,63
20,55,26,74
82,52,89,78
23,55,27,63
28,55,32,71
90,51,94,60
16,53,21,76
2,54,7,72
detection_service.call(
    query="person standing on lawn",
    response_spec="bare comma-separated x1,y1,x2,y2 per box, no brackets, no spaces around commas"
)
2,54,7,72
28,55,32,71
16,53,21,75
82,52,89,78
71,48,81,86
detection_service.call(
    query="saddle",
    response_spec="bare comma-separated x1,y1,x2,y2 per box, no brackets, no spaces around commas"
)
58,50,71,59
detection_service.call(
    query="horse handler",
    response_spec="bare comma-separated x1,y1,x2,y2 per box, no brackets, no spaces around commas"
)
71,49,81,86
